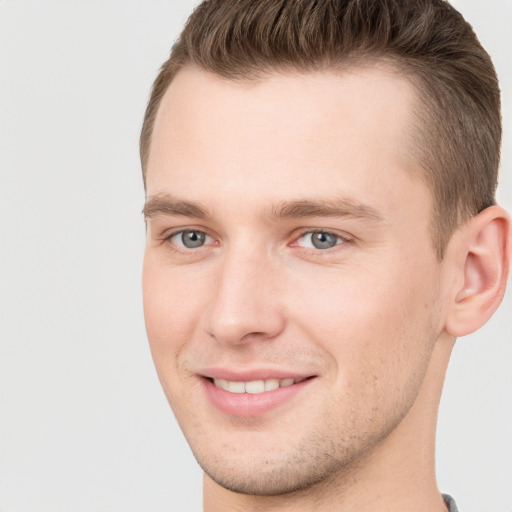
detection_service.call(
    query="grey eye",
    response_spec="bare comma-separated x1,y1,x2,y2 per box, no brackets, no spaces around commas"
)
296,231,343,250
176,230,207,248
311,232,339,249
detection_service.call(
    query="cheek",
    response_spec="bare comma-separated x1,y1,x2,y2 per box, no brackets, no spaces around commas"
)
142,256,211,421
142,254,206,371
287,261,439,388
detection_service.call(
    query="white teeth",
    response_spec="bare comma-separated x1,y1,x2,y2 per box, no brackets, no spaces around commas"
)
214,378,229,391
245,380,265,394
264,378,280,391
212,377,306,394
228,381,246,393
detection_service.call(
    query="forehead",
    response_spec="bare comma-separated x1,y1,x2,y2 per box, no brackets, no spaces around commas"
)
146,65,427,218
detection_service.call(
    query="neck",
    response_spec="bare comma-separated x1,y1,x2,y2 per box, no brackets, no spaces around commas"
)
203,335,454,512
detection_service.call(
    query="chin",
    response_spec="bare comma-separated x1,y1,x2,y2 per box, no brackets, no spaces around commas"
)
188,428,361,497
200,458,340,496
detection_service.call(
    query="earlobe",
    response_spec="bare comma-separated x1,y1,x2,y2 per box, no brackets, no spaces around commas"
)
445,205,511,337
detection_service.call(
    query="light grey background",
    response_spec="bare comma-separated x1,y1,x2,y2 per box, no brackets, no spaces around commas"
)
0,1,510,511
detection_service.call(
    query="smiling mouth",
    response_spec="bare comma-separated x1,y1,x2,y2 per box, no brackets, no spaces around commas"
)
202,374,317,416
208,376,312,394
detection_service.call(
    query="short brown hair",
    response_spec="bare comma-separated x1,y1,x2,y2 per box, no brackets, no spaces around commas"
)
140,0,501,258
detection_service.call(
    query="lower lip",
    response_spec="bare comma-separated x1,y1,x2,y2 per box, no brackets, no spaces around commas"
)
202,378,315,417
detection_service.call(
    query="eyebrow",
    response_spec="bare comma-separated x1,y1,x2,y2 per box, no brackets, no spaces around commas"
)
143,193,384,223
143,194,208,219
267,198,384,222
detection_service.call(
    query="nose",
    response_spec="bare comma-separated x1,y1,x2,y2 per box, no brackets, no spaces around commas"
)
203,246,286,346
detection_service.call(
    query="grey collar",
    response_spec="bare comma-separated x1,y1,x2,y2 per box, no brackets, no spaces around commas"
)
443,494,459,512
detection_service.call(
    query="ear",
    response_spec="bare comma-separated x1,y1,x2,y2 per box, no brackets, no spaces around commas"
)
444,205,511,337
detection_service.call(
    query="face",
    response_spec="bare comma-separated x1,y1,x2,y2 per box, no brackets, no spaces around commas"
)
143,66,446,495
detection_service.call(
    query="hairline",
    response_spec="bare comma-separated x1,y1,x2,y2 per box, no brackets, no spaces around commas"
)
142,55,427,183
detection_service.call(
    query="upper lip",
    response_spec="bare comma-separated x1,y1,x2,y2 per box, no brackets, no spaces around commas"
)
200,367,316,381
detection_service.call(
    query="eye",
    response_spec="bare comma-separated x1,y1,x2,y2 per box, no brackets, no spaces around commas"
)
169,230,212,249
296,231,346,250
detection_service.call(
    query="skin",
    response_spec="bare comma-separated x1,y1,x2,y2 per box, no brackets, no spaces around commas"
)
142,65,510,512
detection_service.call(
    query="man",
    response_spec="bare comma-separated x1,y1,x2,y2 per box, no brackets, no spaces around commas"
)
140,1,510,510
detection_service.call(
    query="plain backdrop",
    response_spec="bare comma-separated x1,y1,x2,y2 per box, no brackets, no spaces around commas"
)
0,1,510,511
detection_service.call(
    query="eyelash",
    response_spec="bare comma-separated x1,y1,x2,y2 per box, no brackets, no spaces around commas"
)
164,229,216,251
292,229,351,251
163,227,353,256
